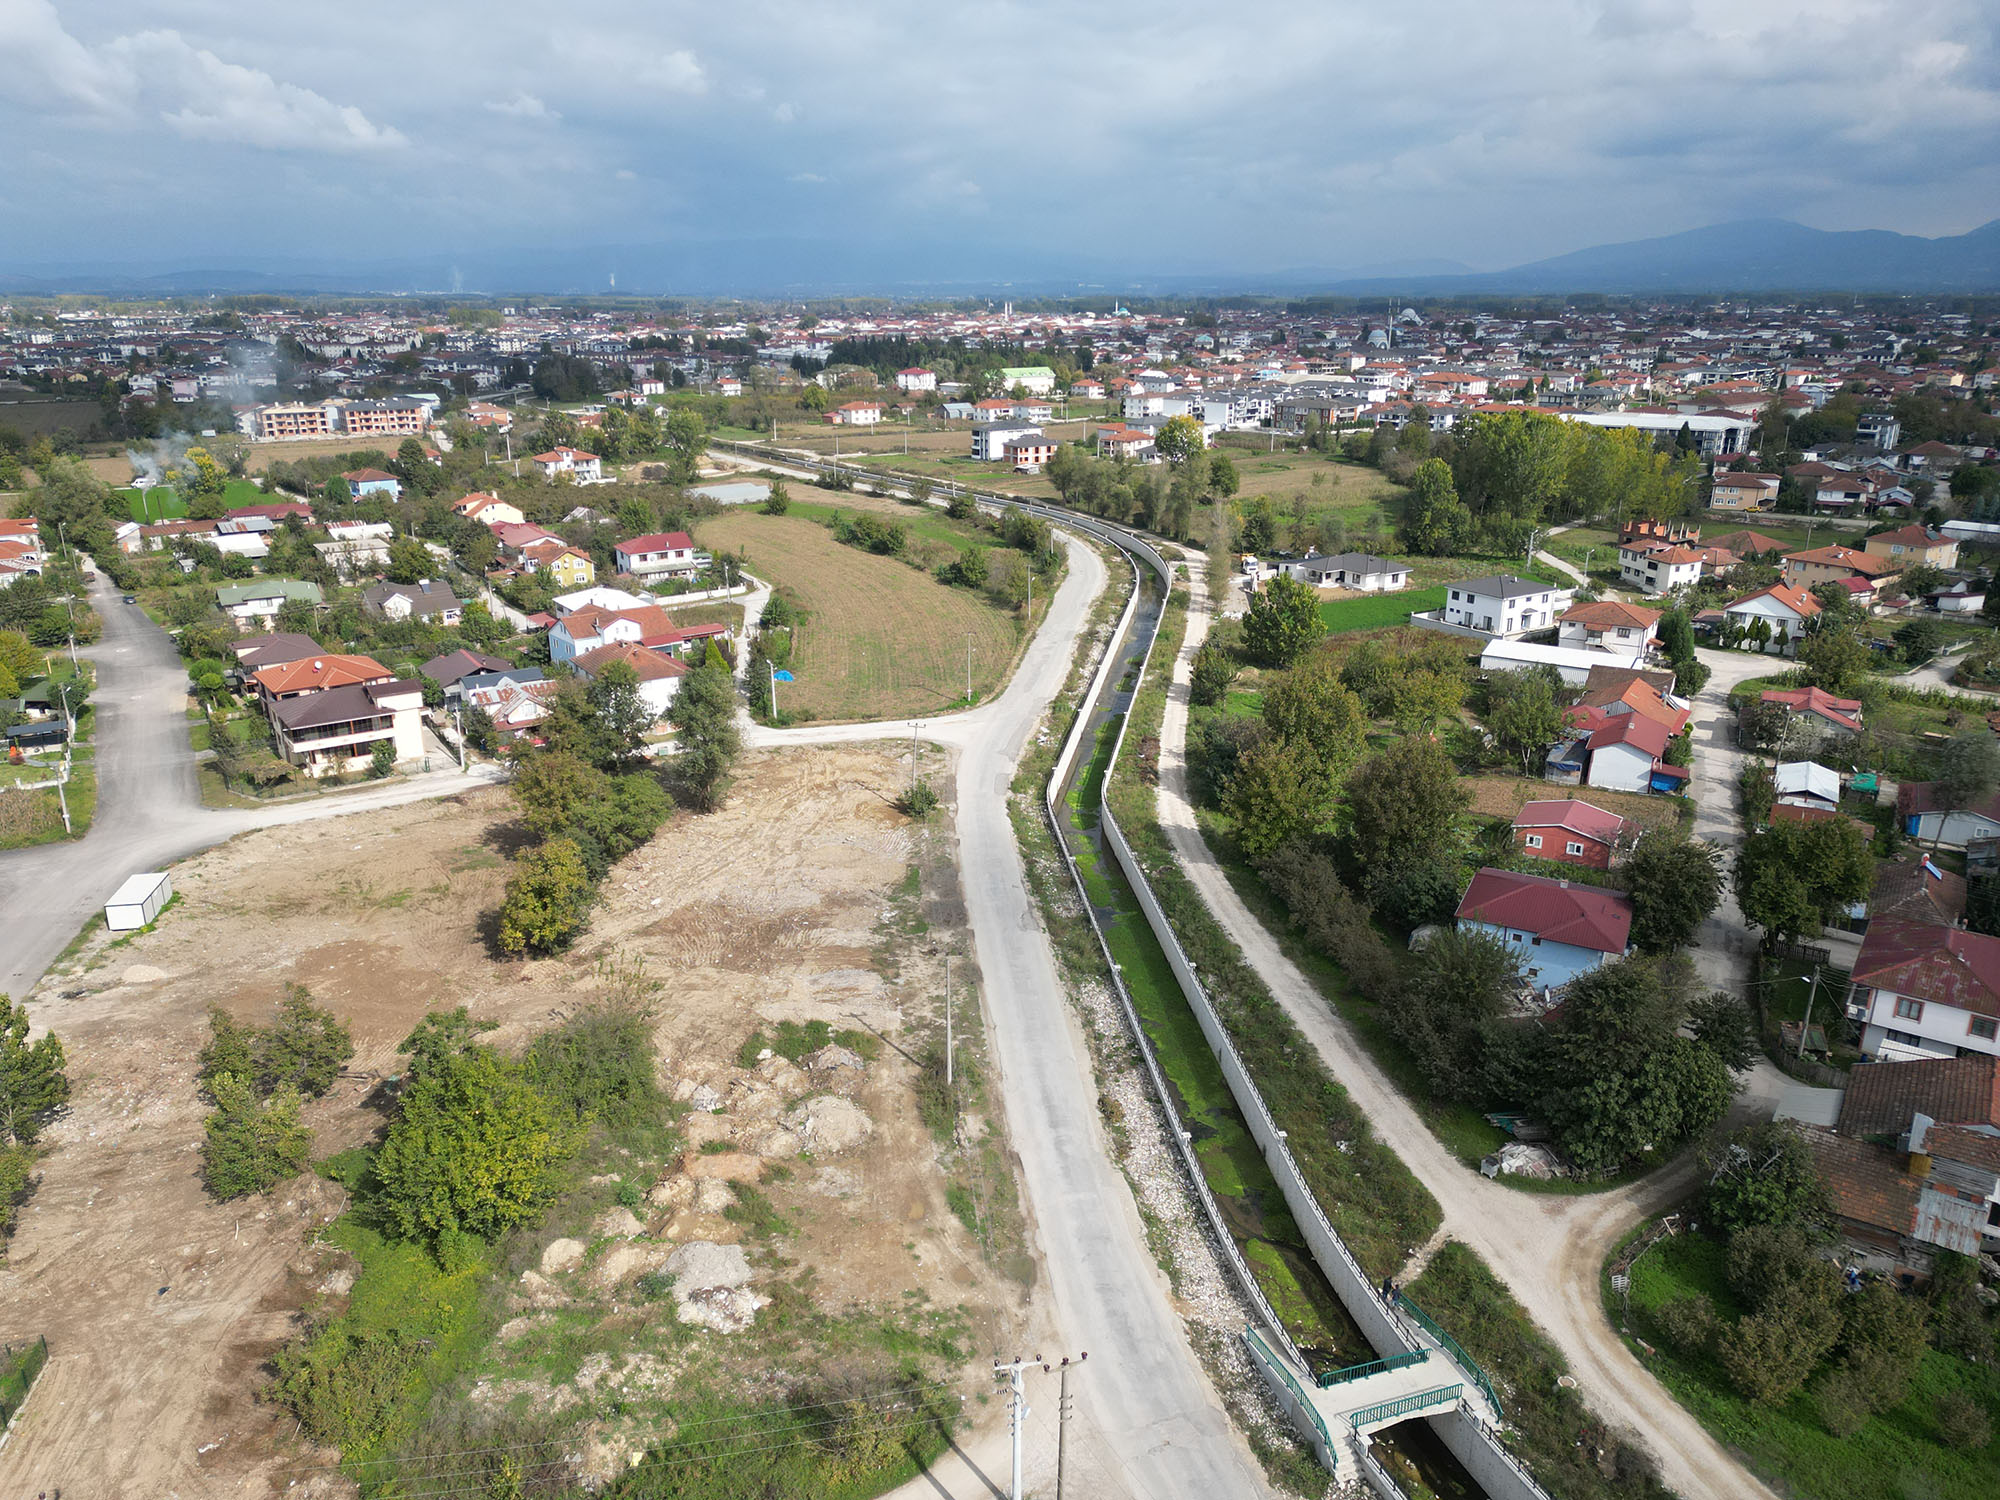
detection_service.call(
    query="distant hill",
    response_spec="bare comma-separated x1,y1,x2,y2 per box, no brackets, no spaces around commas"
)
1324,218,2000,296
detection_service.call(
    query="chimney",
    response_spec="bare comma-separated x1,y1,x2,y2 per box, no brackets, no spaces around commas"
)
1906,1113,1934,1176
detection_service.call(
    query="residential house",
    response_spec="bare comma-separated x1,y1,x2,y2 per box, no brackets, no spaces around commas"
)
453,492,526,527
1774,760,1842,812
1441,575,1569,637
1583,710,1685,794
1722,582,1821,651
215,580,322,630
1897,782,2000,849
612,531,700,581
1258,552,1412,591
1848,921,2000,1063
1864,853,1967,932
463,673,560,742
420,648,513,702
540,545,596,590
1864,525,1959,571
1814,475,1875,513
231,632,322,671
972,421,1041,461
1618,539,1707,595
570,640,689,717
1093,426,1156,461
270,677,424,776
532,447,604,483
489,520,564,562
1004,436,1058,473
1511,799,1625,871
1709,529,1788,559
1557,600,1660,653
1009,399,1055,424
1782,544,1899,595
553,585,651,617
547,603,726,665
1710,472,1781,512
1761,685,1864,738
342,468,402,501
363,580,463,625
998,366,1057,397
895,368,938,392
1794,1114,1999,1276
315,520,394,578
1454,867,1634,987
251,652,393,706
828,401,883,426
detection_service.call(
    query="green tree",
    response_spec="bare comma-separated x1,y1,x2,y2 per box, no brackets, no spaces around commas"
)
374,1044,579,1244
569,773,672,863
385,536,433,585
0,997,69,1147
1932,730,2000,845
1242,574,1324,668
1261,654,1367,780
1153,415,1205,466
1189,641,1236,708
1390,669,1465,735
1834,1283,1930,1414
1698,1121,1830,1236
0,631,40,684
497,837,596,956
1222,739,1329,860
1717,1287,1839,1405
761,478,791,515
1734,817,1873,945
1797,628,1868,697
201,1073,312,1199
512,750,610,839
1623,836,1724,952
585,659,654,769
662,408,708,482
1893,617,1942,664
258,988,355,1099
1391,929,1523,1094
666,662,741,812
1398,459,1471,555
1238,499,1278,555
1485,669,1566,774
1207,451,1240,497
397,1006,498,1079
1346,735,1469,868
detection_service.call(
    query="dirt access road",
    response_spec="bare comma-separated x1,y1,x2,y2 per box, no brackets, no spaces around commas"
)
1154,566,1781,1500
0,744,1041,1499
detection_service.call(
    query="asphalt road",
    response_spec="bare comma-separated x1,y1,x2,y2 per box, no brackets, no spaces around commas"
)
0,573,502,1002
759,532,1271,1500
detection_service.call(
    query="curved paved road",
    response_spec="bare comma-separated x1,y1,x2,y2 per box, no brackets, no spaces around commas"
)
1153,567,1780,1500
757,532,1272,1500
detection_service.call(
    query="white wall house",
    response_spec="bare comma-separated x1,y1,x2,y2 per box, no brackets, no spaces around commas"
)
1849,920,2000,1063
1618,542,1705,595
1722,583,1820,652
269,678,424,776
532,446,604,482
1441,576,1570,638
613,531,699,579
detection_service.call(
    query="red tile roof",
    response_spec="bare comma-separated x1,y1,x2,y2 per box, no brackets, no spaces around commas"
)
615,532,695,554
253,653,392,698
1803,1127,1921,1238
1587,712,1672,757
1512,799,1625,845
1454,867,1633,955
1787,544,1896,577
1838,1054,2000,1135
571,641,689,683
1762,685,1863,732
1851,920,2000,1021
1559,600,1660,630
1725,582,1822,618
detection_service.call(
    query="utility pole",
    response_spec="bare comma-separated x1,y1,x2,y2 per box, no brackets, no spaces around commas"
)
1055,1352,1086,1500
965,631,973,704
1798,966,1820,1058
993,1355,1041,1500
909,721,921,789
944,953,953,1089
769,660,778,719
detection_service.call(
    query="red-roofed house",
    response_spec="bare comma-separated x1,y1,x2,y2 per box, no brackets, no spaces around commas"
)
1863,525,1959,571
1585,711,1674,793
1782,544,1898,594
454,491,526,527
1850,920,2000,1062
1762,685,1864,736
1557,599,1660,653
612,531,699,581
827,401,884,426
532,447,603,483
1511,799,1626,870
1723,582,1821,652
1710,472,1780,512
251,652,393,705
569,640,690,717
1454,868,1634,986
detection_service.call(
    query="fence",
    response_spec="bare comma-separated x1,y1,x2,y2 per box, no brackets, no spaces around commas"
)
1318,1349,1428,1388
1396,1294,1502,1419
1350,1432,1414,1500
1349,1384,1461,1431
0,1336,48,1430
1243,1327,1336,1472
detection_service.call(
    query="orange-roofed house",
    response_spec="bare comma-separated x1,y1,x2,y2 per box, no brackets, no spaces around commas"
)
569,640,689,717
1557,599,1660,653
1782,544,1899,594
252,652,394,705
1723,582,1821,652
454,491,525,527
532,447,603,483
1863,524,1959,571
1709,472,1781,512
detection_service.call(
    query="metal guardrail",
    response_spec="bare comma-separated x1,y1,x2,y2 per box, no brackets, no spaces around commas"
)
1350,1431,1414,1500
1318,1349,1428,1388
1349,1384,1461,1431
1454,1400,1558,1500
1397,1295,1501,1419
1244,1327,1335,1466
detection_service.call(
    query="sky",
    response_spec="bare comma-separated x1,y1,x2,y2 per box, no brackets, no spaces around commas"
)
2,0,1998,291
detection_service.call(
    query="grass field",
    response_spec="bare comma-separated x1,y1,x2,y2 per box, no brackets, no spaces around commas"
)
117,486,188,522
693,511,1024,721
1319,585,1442,633
1623,1233,2000,1500
0,398,103,438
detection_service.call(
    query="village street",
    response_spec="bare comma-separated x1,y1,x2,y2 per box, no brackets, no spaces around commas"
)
1155,561,1785,1500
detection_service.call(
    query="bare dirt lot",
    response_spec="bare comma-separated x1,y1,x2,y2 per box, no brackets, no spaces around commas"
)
0,743,1039,1498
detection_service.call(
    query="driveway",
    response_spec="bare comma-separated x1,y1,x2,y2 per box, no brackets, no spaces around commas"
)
0,573,504,1000
1150,571,1780,1500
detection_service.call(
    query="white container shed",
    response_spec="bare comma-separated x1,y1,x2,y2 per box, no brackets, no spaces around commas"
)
105,872,172,931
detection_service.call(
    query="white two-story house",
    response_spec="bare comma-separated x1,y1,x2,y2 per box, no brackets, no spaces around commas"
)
612,531,700,580
1849,920,2000,1063
1441,575,1570,638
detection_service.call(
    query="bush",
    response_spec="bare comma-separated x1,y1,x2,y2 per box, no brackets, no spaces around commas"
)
198,988,352,1102
200,1074,312,1199
1717,1294,1835,1405
497,837,595,956
1189,642,1236,707
898,777,940,819
1815,1368,1871,1437
1935,1389,1993,1450
267,1322,426,1451
1652,1292,1719,1355
369,738,396,778
523,1003,664,1128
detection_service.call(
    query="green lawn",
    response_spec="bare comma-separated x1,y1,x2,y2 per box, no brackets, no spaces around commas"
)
1320,586,1444,633
1623,1234,2000,1500
117,486,187,523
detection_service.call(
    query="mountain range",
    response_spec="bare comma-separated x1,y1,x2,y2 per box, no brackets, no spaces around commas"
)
1,219,1996,298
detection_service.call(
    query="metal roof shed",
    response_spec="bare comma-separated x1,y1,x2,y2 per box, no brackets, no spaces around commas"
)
105,872,172,932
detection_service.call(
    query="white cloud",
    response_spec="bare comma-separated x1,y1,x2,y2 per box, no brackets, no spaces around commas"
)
486,91,560,121
774,101,797,124
788,172,826,184
0,4,403,153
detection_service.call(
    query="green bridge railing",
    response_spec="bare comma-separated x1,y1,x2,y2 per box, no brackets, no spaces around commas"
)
1398,1294,1502,1418
1349,1383,1461,1431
